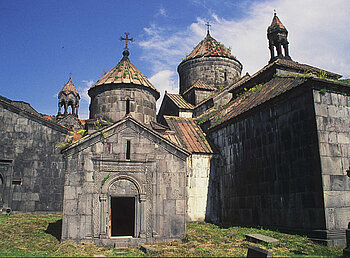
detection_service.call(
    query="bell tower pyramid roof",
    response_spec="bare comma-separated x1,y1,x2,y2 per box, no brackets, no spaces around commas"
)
59,77,79,97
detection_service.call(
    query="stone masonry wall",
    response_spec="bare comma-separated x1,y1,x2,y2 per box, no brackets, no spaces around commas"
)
89,84,157,124
0,103,68,212
209,87,326,233
178,56,242,94
61,119,188,246
313,89,350,237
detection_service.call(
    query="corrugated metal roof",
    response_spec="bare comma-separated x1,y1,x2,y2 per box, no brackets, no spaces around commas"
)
164,116,213,154
91,51,159,94
166,93,194,110
210,77,306,128
183,80,216,95
183,32,237,61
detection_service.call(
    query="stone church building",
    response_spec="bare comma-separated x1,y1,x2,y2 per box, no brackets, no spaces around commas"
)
0,14,349,247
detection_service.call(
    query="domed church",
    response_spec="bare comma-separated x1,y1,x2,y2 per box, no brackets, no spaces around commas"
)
0,14,349,247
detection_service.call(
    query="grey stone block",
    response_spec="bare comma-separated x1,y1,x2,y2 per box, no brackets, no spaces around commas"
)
246,245,273,257
246,234,279,246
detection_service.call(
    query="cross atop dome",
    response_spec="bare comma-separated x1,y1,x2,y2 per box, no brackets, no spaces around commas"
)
120,32,134,50
205,21,211,35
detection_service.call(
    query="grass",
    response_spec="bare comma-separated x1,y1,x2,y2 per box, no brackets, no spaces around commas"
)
0,213,344,257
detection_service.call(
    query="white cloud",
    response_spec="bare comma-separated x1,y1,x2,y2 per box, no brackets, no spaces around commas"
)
79,80,94,103
158,8,167,17
149,70,178,111
77,79,94,120
139,0,350,103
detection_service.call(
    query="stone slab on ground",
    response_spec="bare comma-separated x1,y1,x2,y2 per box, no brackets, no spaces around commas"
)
140,244,161,254
245,233,279,246
246,245,273,257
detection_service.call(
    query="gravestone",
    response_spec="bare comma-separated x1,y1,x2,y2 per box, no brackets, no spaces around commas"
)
343,222,350,257
246,234,279,246
246,245,273,257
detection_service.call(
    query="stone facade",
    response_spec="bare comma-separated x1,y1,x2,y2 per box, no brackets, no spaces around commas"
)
61,117,189,246
178,56,242,94
209,86,325,230
89,84,157,124
205,80,350,245
314,88,350,245
0,98,68,213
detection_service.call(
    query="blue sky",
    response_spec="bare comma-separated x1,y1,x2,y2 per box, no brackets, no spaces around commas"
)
1,0,349,119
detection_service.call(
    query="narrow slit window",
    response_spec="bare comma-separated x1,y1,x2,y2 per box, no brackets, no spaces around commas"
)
126,99,130,115
126,140,131,160
12,178,22,185
224,72,227,82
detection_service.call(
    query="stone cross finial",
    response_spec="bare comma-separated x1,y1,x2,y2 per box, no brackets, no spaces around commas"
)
120,32,134,50
69,72,72,80
205,22,211,34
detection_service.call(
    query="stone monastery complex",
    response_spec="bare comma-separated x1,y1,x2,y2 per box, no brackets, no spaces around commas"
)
0,14,349,247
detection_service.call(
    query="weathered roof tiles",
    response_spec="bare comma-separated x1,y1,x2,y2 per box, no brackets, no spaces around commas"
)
59,78,79,97
183,80,216,95
183,32,235,61
166,93,195,110
164,116,213,154
91,50,159,94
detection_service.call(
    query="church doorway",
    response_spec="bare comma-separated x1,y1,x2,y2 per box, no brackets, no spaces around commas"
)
111,197,135,237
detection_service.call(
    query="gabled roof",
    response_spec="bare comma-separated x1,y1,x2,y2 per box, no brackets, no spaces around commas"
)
166,93,194,110
274,59,341,79
183,80,216,95
59,78,79,97
90,50,159,96
61,115,190,158
182,32,237,62
204,77,306,129
0,95,69,134
164,116,213,154
228,58,341,95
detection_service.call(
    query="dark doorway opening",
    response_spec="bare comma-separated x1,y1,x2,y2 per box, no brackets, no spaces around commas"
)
111,197,135,237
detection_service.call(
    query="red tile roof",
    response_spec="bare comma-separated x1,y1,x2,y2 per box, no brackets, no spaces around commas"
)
59,78,79,96
91,51,159,96
166,93,194,110
183,32,236,61
183,80,216,95
164,116,213,154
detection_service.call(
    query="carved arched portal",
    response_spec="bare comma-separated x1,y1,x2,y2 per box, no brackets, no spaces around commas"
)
100,175,146,239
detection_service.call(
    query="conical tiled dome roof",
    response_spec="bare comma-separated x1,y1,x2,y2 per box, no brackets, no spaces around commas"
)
268,13,287,33
90,50,159,95
183,32,235,61
59,78,79,97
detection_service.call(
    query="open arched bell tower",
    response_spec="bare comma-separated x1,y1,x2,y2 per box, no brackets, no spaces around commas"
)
57,77,80,117
267,12,292,63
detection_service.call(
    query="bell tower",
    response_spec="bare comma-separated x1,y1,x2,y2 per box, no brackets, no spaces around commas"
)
267,12,292,63
57,76,80,117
